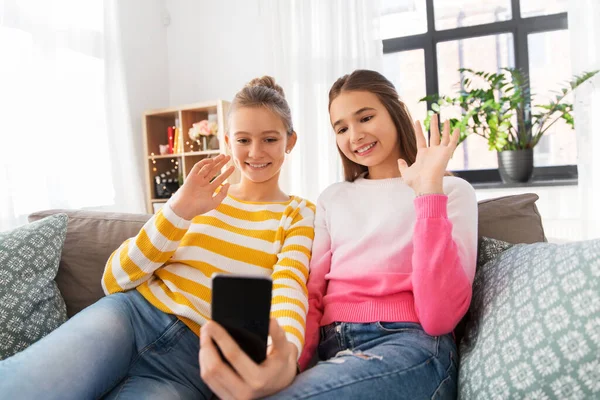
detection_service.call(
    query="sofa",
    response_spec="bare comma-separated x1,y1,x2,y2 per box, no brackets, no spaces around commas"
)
12,193,598,398
26,193,546,320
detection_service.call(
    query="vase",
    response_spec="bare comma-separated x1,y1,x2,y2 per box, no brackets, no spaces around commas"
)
208,135,219,150
202,136,208,151
497,149,534,183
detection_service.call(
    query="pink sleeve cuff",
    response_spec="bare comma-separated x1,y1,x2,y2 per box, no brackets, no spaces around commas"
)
414,194,448,219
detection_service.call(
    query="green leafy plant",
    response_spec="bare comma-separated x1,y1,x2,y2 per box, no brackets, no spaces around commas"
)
420,68,598,151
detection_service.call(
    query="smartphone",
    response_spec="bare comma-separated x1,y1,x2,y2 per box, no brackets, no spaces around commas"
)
211,274,272,364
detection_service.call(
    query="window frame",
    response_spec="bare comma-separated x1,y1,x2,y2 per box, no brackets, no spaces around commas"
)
382,0,575,184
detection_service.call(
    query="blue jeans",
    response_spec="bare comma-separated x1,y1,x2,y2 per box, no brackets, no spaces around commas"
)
269,322,458,400
0,290,212,400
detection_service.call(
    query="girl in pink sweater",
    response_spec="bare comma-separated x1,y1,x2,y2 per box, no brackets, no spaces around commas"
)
270,69,477,399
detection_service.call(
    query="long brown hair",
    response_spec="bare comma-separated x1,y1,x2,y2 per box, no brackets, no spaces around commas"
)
328,69,418,182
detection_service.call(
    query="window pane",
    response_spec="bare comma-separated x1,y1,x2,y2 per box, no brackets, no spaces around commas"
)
433,0,511,31
383,49,427,123
529,30,574,167
520,0,568,18
437,34,514,170
380,0,427,39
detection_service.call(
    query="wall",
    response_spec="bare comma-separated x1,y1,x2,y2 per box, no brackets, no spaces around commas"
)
117,0,170,130
165,0,273,105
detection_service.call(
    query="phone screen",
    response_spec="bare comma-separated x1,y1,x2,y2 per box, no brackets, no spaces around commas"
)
211,275,272,364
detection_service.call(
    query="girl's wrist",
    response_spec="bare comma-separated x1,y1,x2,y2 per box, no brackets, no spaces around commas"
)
413,182,444,196
168,196,194,221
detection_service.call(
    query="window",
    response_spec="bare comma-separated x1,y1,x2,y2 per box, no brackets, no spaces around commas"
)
528,30,574,167
382,0,574,184
383,49,427,123
433,0,512,31
0,0,111,228
520,0,568,18
437,33,514,170
380,0,427,39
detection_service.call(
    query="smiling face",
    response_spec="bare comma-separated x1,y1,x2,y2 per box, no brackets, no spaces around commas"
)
226,106,296,184
329,90,401,174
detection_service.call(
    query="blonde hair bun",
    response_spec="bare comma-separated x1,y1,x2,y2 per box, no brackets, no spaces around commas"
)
245,76,285,98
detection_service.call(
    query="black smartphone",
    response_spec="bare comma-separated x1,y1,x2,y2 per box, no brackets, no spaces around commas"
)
211,274,272,364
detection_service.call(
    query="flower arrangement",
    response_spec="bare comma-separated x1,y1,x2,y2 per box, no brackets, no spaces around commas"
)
188,120,218,141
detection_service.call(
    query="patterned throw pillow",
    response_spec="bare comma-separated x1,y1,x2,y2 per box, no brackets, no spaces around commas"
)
477,236,515,267
459,239,600,399
455,237,517,347
0,214,68,360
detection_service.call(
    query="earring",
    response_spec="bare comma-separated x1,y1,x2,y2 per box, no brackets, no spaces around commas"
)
285,149,291,154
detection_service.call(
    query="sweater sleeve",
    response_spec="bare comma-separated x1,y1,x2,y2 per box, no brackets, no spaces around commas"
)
411,178,478,336
270,200,316,359
101,202,191,294
298,196,332,371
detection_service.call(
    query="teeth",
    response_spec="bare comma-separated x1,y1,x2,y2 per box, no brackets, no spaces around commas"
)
248,163,269,168
356,142,376,153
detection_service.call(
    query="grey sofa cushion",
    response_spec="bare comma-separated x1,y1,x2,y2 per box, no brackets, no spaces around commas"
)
28,209,151,317
454,237,517,346
0,214,68,359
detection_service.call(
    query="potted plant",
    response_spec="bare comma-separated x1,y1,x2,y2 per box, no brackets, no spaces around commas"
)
421,68,598,183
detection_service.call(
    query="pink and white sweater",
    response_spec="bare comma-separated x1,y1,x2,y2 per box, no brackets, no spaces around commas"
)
299,175,478,369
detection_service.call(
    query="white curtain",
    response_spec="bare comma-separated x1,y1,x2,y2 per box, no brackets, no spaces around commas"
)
0,0,145,231
259,0,383,203
569,1,600,240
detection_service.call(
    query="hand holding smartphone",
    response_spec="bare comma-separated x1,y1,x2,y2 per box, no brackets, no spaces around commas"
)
211,274,272,364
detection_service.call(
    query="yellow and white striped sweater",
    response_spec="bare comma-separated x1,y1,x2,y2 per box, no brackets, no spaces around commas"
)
101,194,316,355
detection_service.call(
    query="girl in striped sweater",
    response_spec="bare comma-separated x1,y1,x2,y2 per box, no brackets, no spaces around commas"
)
0,76,315,399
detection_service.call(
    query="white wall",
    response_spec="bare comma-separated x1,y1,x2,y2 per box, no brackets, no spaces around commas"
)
115,0,170,160
165,0,273,105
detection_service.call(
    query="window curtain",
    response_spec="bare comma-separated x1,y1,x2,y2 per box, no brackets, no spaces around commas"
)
0,0,145,231
259,0,383,202
569,0,600,239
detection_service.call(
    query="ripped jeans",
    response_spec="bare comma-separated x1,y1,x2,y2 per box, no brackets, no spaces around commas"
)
268,322,458,400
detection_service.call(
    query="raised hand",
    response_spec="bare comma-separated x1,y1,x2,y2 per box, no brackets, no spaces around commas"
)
168,154,235,220
397,114,459,196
